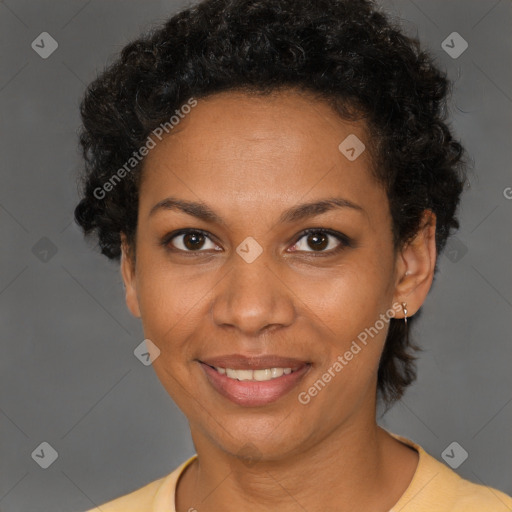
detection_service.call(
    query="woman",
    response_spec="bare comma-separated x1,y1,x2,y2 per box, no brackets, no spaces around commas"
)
74,0,512,510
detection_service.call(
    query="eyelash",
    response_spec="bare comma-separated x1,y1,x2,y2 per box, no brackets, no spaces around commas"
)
160,228,354,256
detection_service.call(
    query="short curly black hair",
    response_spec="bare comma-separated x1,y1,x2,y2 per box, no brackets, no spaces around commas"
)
74,0,466,408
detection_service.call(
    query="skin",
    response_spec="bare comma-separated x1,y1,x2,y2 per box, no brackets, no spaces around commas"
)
120,89,437,511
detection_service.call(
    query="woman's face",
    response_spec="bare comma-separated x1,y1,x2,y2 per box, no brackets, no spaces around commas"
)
121,90,417,460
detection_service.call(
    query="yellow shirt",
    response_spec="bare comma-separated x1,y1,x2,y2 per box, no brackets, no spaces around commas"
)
85,432,512,511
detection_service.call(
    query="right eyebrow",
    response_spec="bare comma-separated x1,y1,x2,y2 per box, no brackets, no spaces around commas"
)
148,197,227,226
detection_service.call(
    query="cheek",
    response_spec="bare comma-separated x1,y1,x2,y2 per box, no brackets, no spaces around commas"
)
135,263,208,411
304,249,394,334
299,253,394,397
135,255,212,359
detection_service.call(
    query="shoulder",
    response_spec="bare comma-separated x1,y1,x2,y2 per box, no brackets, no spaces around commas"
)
83,455,197,512
417,451,512,511
445,470,512,510
389,431,512,512
84,477,165,512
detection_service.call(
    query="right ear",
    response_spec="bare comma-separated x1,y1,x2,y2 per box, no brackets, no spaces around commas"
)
120,232,141,318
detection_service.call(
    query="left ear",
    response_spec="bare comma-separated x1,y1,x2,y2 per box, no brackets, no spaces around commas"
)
392,210,437,318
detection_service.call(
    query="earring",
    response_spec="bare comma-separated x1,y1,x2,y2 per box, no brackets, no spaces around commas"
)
402,302,408,325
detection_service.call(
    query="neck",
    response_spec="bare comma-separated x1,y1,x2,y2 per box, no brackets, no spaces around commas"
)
176,409,418,512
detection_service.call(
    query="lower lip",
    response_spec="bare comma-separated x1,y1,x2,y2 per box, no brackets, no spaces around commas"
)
199,362,311,407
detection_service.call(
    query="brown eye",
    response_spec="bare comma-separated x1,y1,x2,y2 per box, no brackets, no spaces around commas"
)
167,230,219,252
183,232,206,250
289,229,351,254
305,232,329,251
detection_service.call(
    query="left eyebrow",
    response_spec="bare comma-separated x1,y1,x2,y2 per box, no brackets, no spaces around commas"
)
277,197,365,224
147,196,364,225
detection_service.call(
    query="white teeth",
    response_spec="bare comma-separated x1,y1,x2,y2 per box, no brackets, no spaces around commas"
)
271,368,283,378
254,369,273,381
235,369,254,381
214,367,295,381
226,368,238,379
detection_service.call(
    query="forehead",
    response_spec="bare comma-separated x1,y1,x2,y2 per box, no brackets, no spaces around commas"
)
144,89,371,163
138,89,383,218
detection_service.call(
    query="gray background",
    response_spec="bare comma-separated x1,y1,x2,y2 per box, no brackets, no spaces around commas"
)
1,0,511,510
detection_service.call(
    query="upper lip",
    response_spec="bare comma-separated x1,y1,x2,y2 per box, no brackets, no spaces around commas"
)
199,354,310,370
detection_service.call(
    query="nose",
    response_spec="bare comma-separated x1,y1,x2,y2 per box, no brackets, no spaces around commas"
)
210,249,296,337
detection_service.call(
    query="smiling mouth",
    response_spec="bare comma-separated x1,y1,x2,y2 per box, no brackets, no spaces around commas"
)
198,359,312,407
202,363,305,382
